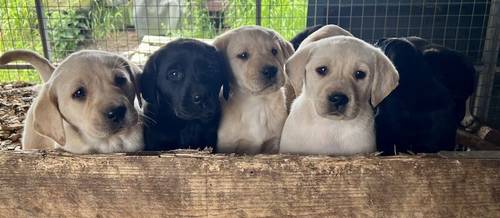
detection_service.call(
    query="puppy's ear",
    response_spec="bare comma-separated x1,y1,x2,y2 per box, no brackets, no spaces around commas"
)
33,84,65,145
213,29,234,55
371,50,399,107
299,25,353,49
278,37,295,63
285,43,313,97
122,59,143,108
140,53,158,104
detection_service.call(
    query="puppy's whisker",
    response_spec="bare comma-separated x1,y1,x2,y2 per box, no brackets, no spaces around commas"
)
140,114,157,126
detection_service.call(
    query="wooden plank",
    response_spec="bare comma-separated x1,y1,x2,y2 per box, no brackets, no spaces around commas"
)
0,151,499,217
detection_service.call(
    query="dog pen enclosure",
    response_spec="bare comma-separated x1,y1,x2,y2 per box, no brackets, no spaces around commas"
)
0,0,500,216
1,0,500,128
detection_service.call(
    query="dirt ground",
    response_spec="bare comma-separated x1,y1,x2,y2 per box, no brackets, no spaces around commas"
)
0,82,35,150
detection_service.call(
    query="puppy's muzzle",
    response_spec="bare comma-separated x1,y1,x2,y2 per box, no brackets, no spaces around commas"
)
104,105,127,126
327,92,349,114
177,92,218,120
261,65,278,81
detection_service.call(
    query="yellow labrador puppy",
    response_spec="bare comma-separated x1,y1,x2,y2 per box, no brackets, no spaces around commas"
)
214,26,294,154
280,36,399,155
1,50,144,154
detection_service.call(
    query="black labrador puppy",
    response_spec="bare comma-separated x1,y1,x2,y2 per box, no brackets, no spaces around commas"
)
374,38,458,154
141,38,228,151
405,36,476,124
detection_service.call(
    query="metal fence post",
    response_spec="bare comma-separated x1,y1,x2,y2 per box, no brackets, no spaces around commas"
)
256,0,262,25
35,0,51,61
474,0,500,123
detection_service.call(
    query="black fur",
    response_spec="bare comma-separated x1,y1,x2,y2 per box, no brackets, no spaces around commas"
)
406,36,476,124
290,24,324,50
374,38,458,154
141,39,228,151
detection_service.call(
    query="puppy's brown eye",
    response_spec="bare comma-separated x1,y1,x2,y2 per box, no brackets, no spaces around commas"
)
72,87,86,100
237,51,249,60
354,71,366,80
114,76,127,86
316,66,328,76
167,70,184,81
271,48,278,56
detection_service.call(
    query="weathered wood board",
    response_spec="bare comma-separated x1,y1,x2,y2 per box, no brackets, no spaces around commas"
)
0,151,499,217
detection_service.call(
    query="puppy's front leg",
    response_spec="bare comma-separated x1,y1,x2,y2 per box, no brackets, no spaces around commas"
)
180,123,203,148
262,137,280,154
202,125,218,150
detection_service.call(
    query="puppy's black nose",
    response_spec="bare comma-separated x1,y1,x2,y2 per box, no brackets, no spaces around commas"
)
328,93,349,107
106,106,127,123
262,66,278,79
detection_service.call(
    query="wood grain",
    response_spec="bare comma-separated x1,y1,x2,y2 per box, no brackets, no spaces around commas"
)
0,151,499,217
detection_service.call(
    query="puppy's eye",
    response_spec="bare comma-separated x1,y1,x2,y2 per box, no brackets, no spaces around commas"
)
114,75,127,86
72,87,86,100
237,51,249,60
316,66,328,76
167,70,184,81
271,48,278,56
354,71,366,80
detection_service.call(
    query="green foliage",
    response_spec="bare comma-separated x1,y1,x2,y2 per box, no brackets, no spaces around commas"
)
225,0,308,39
164,0,307,40
226,0,307,39
165,0,217,39
0,0,42,82
0,0,42,52
88,0,125,40
46,0,124,59
0,69,39,83
47,9,89,59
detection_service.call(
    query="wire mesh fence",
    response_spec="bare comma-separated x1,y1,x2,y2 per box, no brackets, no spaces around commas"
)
0,0,499,127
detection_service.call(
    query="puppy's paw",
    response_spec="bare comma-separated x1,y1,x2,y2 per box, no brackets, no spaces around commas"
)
461,114,480,132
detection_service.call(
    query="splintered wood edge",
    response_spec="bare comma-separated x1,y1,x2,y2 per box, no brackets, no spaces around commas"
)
0,150,499,217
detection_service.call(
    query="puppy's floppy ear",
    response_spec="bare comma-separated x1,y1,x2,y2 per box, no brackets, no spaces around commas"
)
266,29,295,62
285,43,313,97
140,53,159,104
121,59,143,107
213,29,234,55
33,84,65,145
277,36,295,63
371,50,399,107
299,25,353,49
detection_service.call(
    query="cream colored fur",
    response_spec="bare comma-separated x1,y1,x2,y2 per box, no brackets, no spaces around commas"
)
18,50,144,154
280,36,399,155
214,26,294,154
